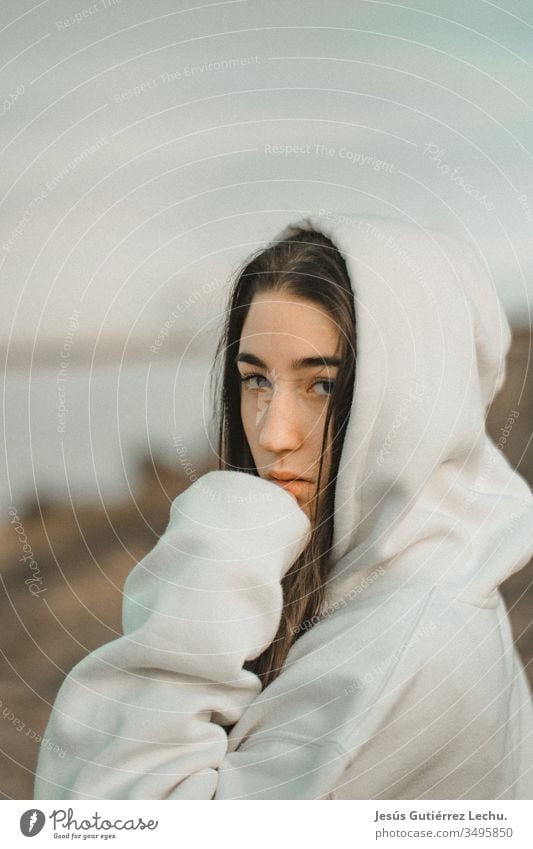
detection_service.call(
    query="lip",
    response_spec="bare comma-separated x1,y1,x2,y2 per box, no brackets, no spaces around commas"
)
267,471,311,482
271,479,311,497
266,472,312,498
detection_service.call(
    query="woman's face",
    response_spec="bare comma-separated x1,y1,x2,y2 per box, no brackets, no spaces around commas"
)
236,291,341,519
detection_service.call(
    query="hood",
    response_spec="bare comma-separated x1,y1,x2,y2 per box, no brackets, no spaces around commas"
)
274,214,533,606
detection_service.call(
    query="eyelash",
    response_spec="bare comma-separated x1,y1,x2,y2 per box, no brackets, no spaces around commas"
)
238,373,335,396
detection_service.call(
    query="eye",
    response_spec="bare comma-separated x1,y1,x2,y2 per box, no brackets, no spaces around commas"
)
238,372,271,390
313,379,335,397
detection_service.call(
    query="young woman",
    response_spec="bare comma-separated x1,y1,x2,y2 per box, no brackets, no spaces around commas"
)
34,214,533,800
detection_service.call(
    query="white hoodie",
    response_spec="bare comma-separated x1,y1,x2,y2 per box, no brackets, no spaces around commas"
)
34,214,533,800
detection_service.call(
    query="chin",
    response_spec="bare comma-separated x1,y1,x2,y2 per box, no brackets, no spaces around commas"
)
299,499,314,519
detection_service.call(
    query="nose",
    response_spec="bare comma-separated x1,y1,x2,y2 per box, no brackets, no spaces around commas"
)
256,382,304,454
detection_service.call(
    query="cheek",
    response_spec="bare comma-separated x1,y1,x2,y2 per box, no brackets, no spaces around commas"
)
310,427,327,464
308,411,334,471
240,395,255,446
306,406,329,447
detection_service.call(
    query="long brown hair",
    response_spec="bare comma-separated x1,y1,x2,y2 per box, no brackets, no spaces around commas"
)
211,220,356,689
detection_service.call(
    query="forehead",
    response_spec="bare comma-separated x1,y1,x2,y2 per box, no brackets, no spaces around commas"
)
239,292,340,354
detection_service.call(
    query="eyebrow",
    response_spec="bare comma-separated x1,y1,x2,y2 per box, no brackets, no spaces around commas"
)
235,352,341,370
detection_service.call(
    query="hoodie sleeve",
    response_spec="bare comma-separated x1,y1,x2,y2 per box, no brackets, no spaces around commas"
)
33,470,312,800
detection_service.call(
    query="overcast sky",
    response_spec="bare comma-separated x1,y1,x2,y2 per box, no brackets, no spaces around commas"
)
1,0,533,356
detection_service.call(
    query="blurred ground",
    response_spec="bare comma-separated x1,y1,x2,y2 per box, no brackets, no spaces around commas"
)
0,458,206,800
1,329,531,799
487,328,533,700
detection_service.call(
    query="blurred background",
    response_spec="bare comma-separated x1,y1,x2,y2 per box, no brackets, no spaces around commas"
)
0,0,532,798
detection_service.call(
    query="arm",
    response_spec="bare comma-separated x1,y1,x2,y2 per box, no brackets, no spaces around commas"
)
33,470,312,800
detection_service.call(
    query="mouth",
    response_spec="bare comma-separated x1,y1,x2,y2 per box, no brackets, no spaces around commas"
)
271,479,311,497
266,473,312,498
